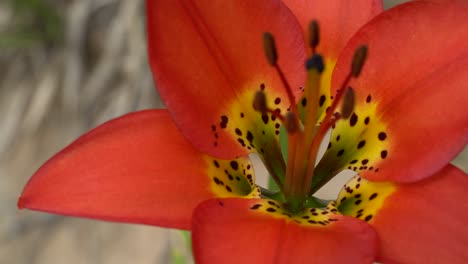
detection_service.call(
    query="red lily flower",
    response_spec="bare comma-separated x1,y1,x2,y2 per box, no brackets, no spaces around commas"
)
19,0,468,263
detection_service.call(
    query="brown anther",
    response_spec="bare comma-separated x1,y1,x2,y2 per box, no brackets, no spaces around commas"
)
341,87,355,119
253,90,268,113
263,32,278,66
284,111,299,133
308,20,320,49
351,45,368,77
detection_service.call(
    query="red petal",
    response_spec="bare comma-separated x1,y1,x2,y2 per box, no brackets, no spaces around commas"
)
336,165,468,263
192,198,377,264
147,0,306,159
374,165,468,263
18,110,258,230
283,0,382,59
329,0,468,182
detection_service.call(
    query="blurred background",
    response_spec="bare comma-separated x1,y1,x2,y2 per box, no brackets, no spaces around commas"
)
0,0,465,263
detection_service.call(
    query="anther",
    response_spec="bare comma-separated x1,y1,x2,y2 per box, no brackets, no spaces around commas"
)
284,111,299,133
308,20,320,51
341,87,355,119
263,32,278,66
253,90,268,113
305,54,325,73
351,45,368,77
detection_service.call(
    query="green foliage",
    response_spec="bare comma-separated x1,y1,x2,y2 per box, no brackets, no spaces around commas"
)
1,0,63,49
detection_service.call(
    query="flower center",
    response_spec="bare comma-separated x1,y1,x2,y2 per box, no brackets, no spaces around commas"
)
257,21,370,212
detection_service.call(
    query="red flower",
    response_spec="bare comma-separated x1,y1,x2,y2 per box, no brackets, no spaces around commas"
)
19,0,468,263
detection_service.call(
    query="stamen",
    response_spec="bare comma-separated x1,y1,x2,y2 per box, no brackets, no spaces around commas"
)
308,20,320,53
283,111,303,200
351,45,368,77
341,87,355,119
263,32,278,66
262,32,297,112
284,111,299,133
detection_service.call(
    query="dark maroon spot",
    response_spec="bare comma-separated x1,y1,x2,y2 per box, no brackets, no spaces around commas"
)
354,194,361,198
220,115,229,129
247,165,251,170
268,201,280,208
230,161,239,170
274,97,281,105
237,138,246,147
350,160,358,164
337,149,345,157
247,174,252,180
361,159,369,165
301,98,307,107
378,132,387,141
354,200,362,205
250,204,262,210
381,150,388,159
260,83,265,90
218,201,224,206
225,185,232,192
240,112,245,118
319,95,326,107
235,128,242,136
246,131,254,143
275,123,280,129
228,174,234,180
213,160,220,168
369,193,378,200
211,125,216,131
357,140,366,149
302,216,310,219
365,215,373,222
327,142,332,149
266,207,276,213
340,197,347,203
336,135,341,141
349,113,358,127
214,133,219,138
366,94,372,103
308,220,317,224
261,114,269,124
357,209,364,214
213,177,221,185
364,117,370,125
